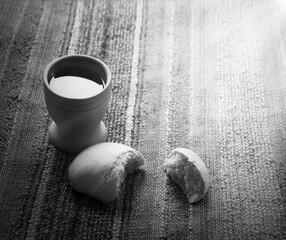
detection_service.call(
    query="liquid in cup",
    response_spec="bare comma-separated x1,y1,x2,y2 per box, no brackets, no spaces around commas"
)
49,75,105,99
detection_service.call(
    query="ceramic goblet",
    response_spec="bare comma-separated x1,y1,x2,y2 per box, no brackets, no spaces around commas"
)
43,55,111,153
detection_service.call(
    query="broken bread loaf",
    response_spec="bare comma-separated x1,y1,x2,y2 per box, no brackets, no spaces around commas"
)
163,148,209,203
68,142,145,203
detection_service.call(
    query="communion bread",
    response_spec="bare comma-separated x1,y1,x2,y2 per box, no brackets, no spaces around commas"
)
163,148,209,203
68,142,145,203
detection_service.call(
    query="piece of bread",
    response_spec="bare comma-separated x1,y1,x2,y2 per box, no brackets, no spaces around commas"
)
163,148,209,203
68,142,145,203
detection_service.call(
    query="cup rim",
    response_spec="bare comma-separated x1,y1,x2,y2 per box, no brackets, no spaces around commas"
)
44,54,111,106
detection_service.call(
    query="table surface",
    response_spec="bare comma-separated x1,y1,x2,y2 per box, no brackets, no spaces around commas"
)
1,0,286,239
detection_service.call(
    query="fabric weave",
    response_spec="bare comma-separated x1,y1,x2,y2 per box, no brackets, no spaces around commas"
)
0,0,286,239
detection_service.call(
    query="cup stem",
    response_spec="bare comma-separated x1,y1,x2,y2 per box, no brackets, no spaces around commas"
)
48,121,107,154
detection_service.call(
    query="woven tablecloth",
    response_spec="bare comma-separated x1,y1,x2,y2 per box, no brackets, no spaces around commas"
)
1,0,286,239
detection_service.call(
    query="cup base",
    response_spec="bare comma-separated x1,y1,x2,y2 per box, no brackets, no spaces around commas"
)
48,121,108,154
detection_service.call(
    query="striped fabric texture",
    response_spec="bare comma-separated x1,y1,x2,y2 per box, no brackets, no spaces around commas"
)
1,0,286,239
